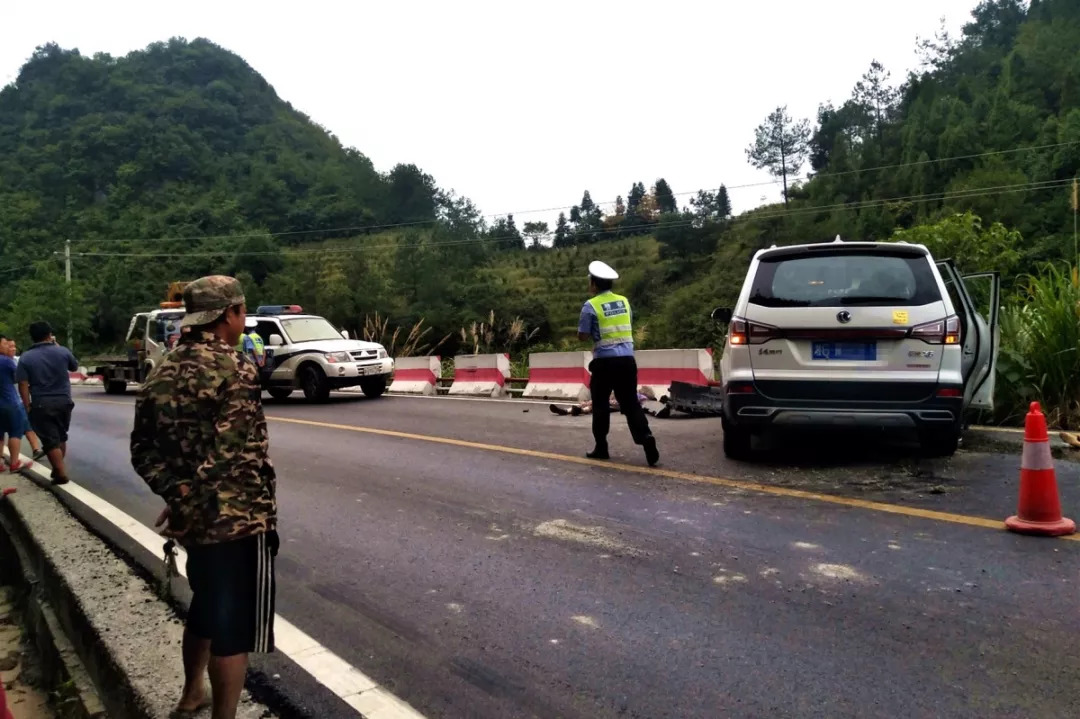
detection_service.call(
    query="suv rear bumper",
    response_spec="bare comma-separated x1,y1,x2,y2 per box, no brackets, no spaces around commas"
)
723,381,962,431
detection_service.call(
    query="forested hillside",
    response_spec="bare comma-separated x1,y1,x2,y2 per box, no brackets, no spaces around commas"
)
0,38,520,347
1,0,1078,383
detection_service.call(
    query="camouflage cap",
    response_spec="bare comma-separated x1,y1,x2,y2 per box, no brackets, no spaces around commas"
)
181,275,246,327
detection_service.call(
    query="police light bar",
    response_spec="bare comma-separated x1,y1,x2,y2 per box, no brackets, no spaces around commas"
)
256,305,303,315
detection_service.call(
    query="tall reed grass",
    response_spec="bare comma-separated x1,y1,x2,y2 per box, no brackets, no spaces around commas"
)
997,264,1080,428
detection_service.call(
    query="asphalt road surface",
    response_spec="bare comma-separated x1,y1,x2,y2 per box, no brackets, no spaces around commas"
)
60,389,1080,718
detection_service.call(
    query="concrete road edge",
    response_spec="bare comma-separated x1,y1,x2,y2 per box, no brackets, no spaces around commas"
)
0,471,276,718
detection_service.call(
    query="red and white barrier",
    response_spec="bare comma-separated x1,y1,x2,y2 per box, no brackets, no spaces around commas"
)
449,354,511,398
69,367,104,386
389,356,441,395
523,351,592,402
635,348,715,400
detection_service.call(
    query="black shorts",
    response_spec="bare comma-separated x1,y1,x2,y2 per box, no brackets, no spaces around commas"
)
28,398,73,452
186,531,278,656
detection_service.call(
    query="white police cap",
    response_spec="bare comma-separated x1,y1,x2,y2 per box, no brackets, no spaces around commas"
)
588,260,619,280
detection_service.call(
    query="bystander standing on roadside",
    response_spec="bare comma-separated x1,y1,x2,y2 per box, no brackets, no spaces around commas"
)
15,323,77,484
131,275,278,719
0,336,33,472
6,337,46,461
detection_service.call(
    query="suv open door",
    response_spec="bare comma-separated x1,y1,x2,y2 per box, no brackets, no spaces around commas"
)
936,261,1001,412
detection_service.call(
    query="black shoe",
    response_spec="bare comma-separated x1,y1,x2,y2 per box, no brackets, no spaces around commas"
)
643,437,660,467
32,448,46,461
50,469,69,486
586,446,610,460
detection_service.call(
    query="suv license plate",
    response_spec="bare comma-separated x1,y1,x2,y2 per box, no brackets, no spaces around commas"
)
811,342,876,361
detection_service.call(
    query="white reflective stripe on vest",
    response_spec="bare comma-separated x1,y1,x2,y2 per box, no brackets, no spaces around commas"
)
1021,439,1054,471
596,337,634,348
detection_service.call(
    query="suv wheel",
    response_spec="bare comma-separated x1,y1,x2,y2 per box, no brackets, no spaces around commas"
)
919,428,960,458
722,418,754,461
360,377,387,399
268,388,293,401
300,365,330,402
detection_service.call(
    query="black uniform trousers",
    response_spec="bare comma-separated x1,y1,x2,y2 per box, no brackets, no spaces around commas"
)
589,355,652,448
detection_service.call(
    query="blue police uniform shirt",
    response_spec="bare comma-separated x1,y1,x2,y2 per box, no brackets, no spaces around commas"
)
579,301,635,359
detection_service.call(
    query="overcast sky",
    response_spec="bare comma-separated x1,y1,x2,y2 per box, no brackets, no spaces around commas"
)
3,0,981,229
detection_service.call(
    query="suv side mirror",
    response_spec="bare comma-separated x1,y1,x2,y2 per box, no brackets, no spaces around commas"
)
268,334,284,347
341,330,350,340
711,307,733,324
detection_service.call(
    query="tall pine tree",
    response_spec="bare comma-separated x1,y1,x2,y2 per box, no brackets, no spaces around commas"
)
553,212,572,248
654,178,677,214
716,184,732,218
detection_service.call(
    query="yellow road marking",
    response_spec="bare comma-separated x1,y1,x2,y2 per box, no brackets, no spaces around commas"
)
82,397,1080,542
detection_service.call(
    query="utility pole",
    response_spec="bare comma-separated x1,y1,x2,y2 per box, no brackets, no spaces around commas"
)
65,239,72,351
1072,177,1078,269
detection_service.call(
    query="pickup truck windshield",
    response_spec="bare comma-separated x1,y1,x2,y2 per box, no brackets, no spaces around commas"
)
281,317,343,343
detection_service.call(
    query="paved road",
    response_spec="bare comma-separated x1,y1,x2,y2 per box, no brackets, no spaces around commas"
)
61,389,1080,718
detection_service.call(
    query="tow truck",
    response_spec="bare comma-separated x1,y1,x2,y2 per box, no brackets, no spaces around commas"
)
91,281,189,394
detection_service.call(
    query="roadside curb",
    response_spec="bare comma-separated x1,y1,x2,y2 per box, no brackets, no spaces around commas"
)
0,468,275,718
0,492,106,719
965,425,1077,461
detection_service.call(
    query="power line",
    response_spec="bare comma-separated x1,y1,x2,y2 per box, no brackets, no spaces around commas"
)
740,178,1074,223
63,177,1074,260
68,140,1080,245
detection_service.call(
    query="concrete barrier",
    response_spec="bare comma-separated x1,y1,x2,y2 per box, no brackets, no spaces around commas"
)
635,348,715,400
69,367,103,386
522,351,592,402
389,356,441,395
449,354,511,398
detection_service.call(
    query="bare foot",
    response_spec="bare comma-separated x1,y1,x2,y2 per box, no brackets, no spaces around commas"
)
173,685,210,716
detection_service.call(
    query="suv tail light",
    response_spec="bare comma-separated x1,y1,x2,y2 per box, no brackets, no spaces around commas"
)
911,315,961,345
728,317,779,346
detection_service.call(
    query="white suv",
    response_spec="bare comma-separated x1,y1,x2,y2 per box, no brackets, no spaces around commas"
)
249,305,394,402
714,239,1000,459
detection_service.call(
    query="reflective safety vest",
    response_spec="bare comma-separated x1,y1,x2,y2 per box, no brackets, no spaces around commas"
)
237,333,266,367
587,291,633,349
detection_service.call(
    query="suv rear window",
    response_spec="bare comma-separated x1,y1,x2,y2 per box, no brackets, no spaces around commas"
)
749,251,942,308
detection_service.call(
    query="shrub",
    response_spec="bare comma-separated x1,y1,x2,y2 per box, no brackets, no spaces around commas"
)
996,264,1080,428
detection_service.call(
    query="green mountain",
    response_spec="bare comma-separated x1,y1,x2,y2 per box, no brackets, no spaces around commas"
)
0,38,478,345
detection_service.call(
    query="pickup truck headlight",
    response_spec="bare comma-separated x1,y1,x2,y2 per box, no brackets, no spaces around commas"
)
325,351,352,363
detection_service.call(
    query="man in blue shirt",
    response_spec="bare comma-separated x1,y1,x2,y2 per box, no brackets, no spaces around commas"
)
16,322,78,485
578,260,659,466
0,336,34,472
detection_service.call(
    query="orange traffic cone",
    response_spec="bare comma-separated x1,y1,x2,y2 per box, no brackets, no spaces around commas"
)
1005,402,1076,536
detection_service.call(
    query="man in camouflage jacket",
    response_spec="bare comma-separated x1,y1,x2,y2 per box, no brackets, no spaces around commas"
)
131,275,277,719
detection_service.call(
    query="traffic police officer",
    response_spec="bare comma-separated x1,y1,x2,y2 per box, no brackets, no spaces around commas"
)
578,260,660,466
236,318,266,368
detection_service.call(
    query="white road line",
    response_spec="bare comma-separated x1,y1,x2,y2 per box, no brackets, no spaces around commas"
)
378,393,552,406
16,456,426,719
